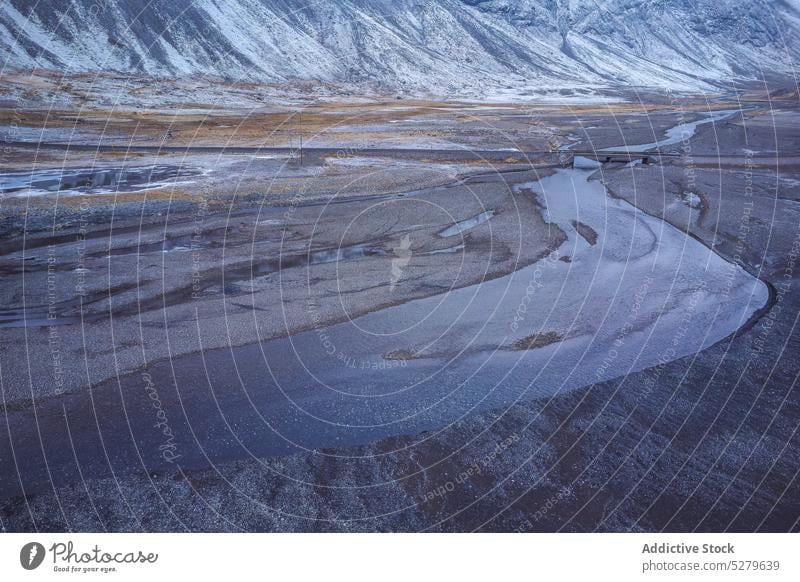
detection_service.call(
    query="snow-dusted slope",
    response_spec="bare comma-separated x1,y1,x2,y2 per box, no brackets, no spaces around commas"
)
1,0,798,95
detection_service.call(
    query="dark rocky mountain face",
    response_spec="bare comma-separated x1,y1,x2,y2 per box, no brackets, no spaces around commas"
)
1,0,798,95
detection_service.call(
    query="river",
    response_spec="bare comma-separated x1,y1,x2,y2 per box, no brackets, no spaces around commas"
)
0,111,769,499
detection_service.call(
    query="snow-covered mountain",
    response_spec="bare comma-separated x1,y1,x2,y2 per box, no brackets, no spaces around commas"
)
1,0,798,95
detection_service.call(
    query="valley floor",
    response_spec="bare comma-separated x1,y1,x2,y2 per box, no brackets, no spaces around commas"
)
1,91,799,531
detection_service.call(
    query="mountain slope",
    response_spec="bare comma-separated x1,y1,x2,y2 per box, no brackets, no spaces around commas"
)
1,0,798,95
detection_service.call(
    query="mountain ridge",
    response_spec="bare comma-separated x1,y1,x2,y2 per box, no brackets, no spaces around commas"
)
1,0,798,96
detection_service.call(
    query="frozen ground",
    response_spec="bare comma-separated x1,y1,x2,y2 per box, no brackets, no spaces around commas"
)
0,97,797,532
0,164,207,197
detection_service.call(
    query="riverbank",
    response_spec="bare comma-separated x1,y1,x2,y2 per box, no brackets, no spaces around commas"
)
1,98,798,532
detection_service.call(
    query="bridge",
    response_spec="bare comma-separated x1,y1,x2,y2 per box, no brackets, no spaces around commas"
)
563,149,682,167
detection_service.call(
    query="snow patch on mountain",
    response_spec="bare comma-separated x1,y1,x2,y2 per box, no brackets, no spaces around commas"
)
0,0,798,96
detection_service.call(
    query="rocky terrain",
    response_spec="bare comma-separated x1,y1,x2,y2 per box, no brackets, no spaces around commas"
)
0,0,798,535
1,99,798,532
1,0,799,96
